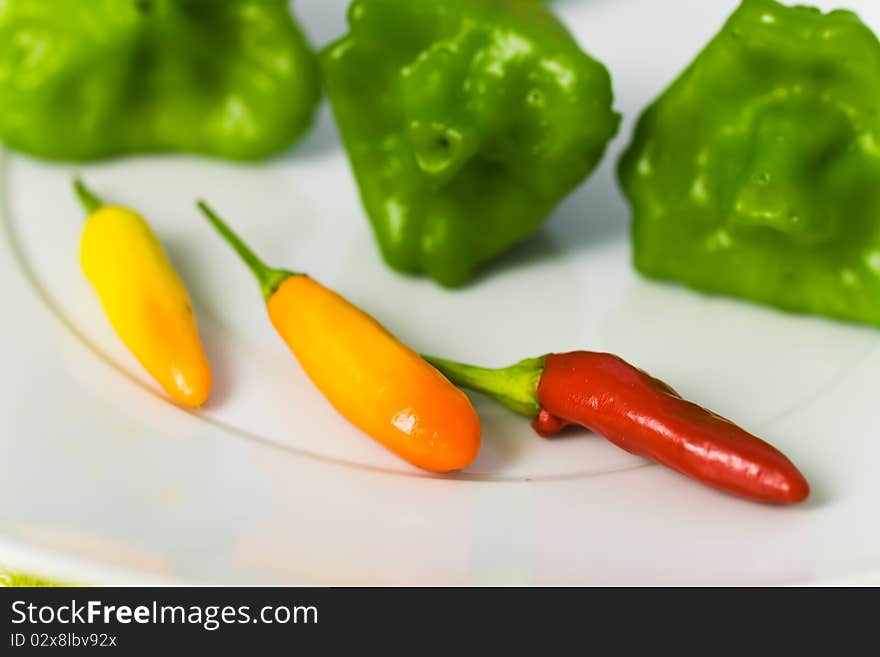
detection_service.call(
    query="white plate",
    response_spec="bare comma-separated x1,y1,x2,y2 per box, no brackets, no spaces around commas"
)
2,0,880,586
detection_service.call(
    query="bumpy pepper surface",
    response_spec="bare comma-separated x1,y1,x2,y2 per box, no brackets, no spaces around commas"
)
619,0,880,327
0,0,320,160
321,0,620,287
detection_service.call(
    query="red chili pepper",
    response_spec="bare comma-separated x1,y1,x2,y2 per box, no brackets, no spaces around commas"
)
424,351,810,504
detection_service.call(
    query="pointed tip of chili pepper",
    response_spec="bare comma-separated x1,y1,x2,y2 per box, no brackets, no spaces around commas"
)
72,177,104,214
744,462,810,505
777,468,811,505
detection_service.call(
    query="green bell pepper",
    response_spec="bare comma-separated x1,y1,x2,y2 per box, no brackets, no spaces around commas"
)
321,0,620,287
0,0,320,161
619,0,880,327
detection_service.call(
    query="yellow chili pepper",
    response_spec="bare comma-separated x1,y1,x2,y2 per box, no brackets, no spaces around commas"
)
76,180,212,407
197,201,481,472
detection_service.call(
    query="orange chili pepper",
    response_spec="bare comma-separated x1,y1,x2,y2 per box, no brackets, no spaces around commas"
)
198,201,481,472
76,180,212,407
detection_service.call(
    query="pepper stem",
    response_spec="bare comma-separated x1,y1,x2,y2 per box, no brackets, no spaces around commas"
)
422,355,546,418
197,200,298,301
73,178,103,213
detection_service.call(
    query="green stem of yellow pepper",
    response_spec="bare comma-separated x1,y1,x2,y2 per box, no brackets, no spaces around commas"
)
73,178,103,213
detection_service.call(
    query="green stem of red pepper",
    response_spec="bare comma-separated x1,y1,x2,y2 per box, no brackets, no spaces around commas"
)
422,355,546,418
424,351,810,504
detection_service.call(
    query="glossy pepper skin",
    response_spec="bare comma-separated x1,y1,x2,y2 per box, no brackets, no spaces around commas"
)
0,0,320,161
199,202,481,473
321,0,620,287
425,352,810,504
76,180,212,407
619,0,880,327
